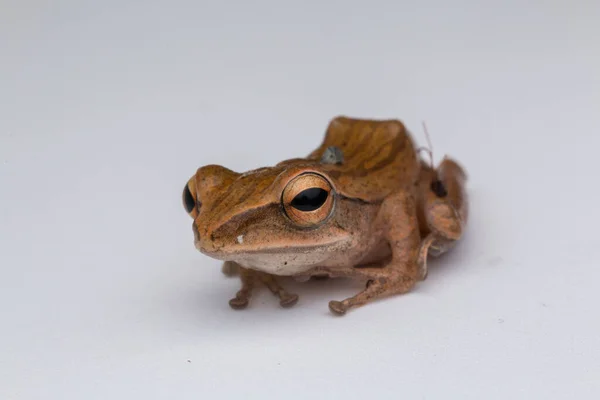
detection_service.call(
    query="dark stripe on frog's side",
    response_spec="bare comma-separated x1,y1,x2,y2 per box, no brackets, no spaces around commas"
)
210,203,283,242
211,194,378,238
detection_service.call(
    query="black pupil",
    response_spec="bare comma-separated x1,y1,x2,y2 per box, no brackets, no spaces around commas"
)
183,184,196,213
291,188,328,211
430,179,448,198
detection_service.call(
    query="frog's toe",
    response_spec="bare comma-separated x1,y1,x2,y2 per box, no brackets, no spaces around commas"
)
229,295,250,310
328,300,347,315
279,293,299,308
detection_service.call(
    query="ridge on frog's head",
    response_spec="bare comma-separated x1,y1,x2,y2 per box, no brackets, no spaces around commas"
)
181,116,420,275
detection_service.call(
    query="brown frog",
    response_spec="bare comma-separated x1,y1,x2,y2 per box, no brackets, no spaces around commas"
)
182,116,468,315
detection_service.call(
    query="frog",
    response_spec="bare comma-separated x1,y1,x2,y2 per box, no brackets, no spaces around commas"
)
182,116,468,315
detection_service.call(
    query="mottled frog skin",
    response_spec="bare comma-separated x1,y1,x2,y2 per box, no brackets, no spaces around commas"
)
183,116,468,315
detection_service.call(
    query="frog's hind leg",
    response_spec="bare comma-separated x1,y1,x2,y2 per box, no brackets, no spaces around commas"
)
417,158,468,280
327,268,418,315
323,191,423,315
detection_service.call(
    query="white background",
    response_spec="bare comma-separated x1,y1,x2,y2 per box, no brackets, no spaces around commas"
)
1,1,599,399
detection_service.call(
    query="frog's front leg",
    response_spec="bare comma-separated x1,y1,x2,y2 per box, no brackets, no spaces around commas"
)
324,191,422,315
227,263,299,310
255,271,299,308
222,261,240,277
228,266,255,309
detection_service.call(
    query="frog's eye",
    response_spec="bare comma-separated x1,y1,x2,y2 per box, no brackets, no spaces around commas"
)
282,173,334,227
430,179,448,198
183,184,195,212
182,180,200,218
291,188,328,211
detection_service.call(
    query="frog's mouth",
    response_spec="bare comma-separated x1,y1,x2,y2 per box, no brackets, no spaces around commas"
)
195,236,353,275
195,236,351,257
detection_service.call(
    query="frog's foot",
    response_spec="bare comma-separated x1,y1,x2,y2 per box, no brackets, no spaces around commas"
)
228,267,299,310
326,268,418,316
417,234,458,280
229,293,250,309
429,238,457,257
256,271,299,308
228,267,255,310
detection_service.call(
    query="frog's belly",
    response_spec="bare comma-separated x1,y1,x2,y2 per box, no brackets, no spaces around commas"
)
355,240,392,266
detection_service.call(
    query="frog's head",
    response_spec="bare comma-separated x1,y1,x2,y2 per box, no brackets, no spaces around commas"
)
182,162,372,275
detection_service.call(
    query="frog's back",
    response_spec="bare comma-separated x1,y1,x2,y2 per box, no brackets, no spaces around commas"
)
308,116,420,202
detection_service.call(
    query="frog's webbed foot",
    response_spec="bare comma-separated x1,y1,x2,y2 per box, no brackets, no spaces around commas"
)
227,265,299,310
